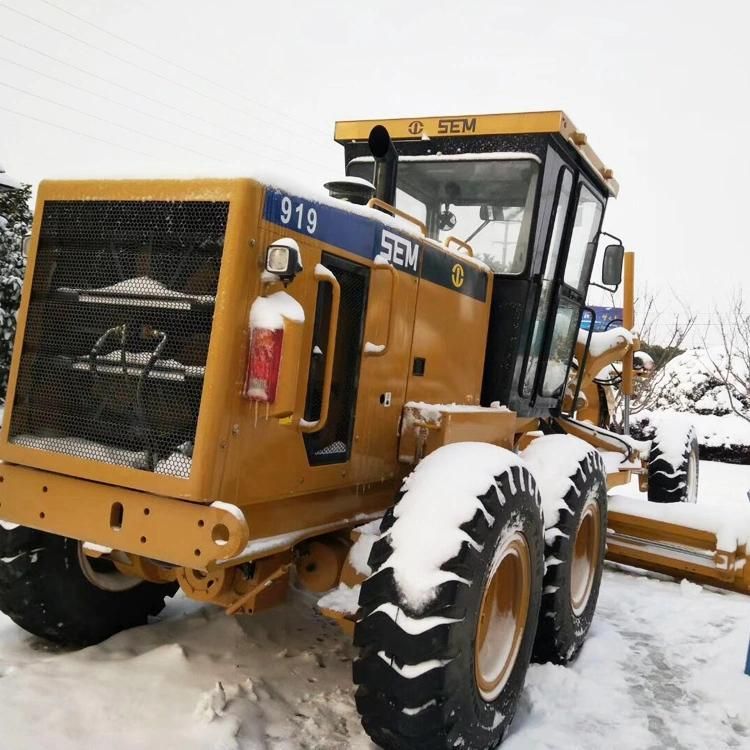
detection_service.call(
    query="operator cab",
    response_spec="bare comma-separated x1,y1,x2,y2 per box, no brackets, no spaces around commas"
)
337,111,620,418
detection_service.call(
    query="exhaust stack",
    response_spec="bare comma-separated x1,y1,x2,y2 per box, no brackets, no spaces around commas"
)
368,125,398,207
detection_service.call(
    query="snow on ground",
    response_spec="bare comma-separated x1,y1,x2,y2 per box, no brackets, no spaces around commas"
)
0,462,749,749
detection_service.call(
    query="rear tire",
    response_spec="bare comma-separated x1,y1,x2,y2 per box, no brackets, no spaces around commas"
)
0,526,178,647
353,446,544,750
648,423,699,504
523,435,607,665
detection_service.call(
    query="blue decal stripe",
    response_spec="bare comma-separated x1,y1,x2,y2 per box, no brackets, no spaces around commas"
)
264,190,380,263
263,190,423,276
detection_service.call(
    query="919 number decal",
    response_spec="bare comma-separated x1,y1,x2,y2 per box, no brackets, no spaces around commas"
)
280,196,318,235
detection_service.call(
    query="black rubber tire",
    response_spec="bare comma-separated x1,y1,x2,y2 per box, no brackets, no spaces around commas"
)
530,444,607,665
353,460,544,750
0,525,178,647
648,423,699,504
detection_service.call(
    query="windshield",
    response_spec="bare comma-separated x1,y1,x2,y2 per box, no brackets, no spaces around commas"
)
349,155,539,274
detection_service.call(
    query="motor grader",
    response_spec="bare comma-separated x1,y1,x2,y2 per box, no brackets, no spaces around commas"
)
0,110,747,749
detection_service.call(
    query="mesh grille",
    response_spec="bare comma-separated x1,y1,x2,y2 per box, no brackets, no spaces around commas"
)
8,200,229,479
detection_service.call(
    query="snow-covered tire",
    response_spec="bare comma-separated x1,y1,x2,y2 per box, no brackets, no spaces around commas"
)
648,423,699,504
0,526,178,647
522,435,607,665
353,444,544,750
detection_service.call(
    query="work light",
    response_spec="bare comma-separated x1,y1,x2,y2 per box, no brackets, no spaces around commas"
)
265,238,302,283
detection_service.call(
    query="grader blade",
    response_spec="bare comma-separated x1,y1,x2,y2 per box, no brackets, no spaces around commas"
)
606,496,750,594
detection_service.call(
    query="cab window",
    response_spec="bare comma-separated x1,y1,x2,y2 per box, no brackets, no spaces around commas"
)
564,185,603,293
349,156,539,275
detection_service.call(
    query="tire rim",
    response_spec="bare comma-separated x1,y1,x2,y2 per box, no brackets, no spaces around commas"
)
77,543,142,592
474,531,531,702
570,492,601,617
686,451,699,503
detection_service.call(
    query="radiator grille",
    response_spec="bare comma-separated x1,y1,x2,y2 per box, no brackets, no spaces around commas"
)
8,200,229,478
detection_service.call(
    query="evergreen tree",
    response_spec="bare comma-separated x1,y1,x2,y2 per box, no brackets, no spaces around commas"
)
0,184,32,399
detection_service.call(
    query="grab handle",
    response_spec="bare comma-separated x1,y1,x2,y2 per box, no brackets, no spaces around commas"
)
364,261,397,357
442,235,474,257
366,198,428,236
300,264,340,434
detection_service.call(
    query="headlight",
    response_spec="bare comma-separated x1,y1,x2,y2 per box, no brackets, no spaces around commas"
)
264,238,302,283
266,245,291,274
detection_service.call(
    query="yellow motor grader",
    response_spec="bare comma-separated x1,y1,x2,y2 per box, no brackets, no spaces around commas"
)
0,110,747,749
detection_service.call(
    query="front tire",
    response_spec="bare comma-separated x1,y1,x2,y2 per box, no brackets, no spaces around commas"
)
353,444,544,750
0,526,178,647
648,422,699,503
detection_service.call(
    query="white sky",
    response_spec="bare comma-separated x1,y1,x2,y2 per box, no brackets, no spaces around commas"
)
0,0,747,338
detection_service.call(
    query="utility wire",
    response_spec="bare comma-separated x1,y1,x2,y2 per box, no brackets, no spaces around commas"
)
0,103,157,158
0,33,332,174
0,54,322,178
3,2,331,147
36,0,332,142
0,80,224,162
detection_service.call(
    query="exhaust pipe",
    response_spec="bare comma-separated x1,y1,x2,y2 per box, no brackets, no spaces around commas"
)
368,125,398,207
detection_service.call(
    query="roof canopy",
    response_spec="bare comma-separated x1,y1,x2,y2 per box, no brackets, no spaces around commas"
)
334,110,618,197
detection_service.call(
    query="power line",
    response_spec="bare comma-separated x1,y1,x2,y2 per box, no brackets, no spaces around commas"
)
0,54,323,177
0,103,157,158
0,33,332,175
36,0,332,142
3,2,331,147
0,80,224,162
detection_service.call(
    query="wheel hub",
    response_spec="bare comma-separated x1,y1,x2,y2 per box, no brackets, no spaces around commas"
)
77,543,142,592
570,493,601,616
474,531,531,702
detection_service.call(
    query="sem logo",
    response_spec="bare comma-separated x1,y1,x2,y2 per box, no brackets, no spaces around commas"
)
380,230,419,273
438,117,477,135
408,120,424,135
451,263,465,288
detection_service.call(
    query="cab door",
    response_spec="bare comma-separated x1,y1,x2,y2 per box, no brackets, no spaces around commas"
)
524,169,605,406
299,231,421,485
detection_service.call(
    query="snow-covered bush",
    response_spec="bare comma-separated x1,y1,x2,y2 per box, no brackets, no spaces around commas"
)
647,347,749,417
0,184,32,399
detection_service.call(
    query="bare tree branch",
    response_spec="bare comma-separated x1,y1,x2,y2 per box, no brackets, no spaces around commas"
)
702,291,750,424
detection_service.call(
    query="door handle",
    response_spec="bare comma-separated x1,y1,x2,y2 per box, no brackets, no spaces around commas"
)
300,264,340,434
364,261,397,358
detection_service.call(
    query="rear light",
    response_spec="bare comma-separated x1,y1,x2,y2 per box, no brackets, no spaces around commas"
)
243,327,283,402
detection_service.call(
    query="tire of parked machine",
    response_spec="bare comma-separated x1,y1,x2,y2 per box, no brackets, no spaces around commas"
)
524,437,608,666
353,448,544,750
0,525,178,647
647,423,699,504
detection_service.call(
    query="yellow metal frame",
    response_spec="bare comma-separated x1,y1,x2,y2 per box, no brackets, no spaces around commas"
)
0,462,249,569
607,511,749,594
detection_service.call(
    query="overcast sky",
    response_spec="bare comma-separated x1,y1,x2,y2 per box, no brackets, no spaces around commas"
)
0,0,747,338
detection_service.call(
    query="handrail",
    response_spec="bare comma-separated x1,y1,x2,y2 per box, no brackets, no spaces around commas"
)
442,235,474,257
364,262,397,357
300,265,341,434
366,197,428,236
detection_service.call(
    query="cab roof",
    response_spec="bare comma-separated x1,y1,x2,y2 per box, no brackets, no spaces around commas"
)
334,110,618,197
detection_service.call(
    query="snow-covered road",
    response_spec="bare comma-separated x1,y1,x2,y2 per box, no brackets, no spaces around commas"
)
1,461,749,749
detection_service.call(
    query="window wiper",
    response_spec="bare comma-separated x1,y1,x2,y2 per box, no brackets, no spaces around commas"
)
464,220,490,246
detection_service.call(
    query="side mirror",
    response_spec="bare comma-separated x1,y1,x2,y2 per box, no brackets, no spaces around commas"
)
265,238,303,284
22,234,31,257
602,244,624,287
479,204,504,221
